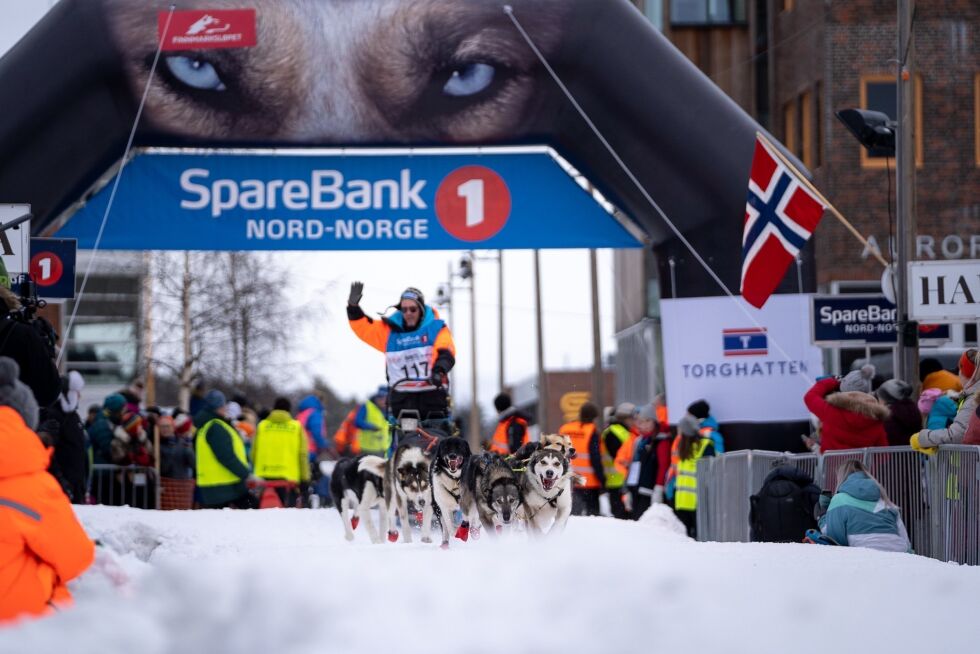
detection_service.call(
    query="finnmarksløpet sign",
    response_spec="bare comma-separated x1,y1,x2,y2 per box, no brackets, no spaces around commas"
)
908,260,980,323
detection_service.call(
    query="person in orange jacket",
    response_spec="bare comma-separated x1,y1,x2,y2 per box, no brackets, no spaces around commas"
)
347,283,456,426
0,357,94,624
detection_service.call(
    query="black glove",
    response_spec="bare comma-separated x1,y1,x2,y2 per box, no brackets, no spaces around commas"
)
348,281,364,306
429,367,446,388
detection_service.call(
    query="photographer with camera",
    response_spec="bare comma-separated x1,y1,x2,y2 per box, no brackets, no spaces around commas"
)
0,279,60,407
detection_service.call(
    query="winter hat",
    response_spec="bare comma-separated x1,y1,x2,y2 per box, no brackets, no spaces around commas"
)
400,287,425,311
121,411,143,437
917,388,942,415
678,414,700,437
372,385,389,401
103,393,126,414
687,400,710,420
876,379,913,404
204,389,227,411
225,401,243,421
840,364,875,394
636,403,658,421
959,350,978,380
0,357,39,429
174,414,193,437
59,370,85,413
614,402,637,420
493,392,512,413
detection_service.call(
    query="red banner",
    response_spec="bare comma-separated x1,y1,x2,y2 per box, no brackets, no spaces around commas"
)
158,9,257,51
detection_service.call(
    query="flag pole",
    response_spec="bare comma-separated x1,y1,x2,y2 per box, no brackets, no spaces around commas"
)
758,132,890,268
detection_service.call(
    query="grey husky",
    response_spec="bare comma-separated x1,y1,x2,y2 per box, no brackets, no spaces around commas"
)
458,452,522,540
383,437,433,543
518,449,572,536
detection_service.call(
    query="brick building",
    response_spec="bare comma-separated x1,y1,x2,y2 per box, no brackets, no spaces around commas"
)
614,0,980,445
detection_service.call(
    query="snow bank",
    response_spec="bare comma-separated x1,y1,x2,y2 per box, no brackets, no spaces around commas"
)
3,505,979,654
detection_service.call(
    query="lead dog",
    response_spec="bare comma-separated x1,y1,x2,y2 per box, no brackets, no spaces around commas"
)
330,455,387,544
383,437,433,543
458,452,521,540
518,448,572,536
510,432,576,463
429,436,471,549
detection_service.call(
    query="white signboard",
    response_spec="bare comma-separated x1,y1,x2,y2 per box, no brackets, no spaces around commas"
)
908,260,980,322
0,204,31,278
661,294,825,423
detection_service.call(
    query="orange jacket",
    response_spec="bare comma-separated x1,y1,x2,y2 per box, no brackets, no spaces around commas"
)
0,407,94,624
489,413,529,455
614,429,638,480
560,420,601,489
333,408,360,455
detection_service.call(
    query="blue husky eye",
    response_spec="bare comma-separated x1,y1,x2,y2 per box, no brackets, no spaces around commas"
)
165,55,227,91
442,62,495,97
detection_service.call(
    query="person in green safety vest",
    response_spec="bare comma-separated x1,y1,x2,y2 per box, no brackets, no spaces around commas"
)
600,402,636,520
665,413,716,538
193,390,255,509
353,386,392,458
252,397,310,506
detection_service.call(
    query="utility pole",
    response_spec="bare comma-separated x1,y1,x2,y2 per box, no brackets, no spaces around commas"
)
896,0,918,384
589,249,603,408
498,250,504,392
141,252,155,406
468,253,479,453
534,250,548,433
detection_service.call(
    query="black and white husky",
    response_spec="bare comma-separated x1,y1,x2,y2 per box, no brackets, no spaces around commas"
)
459,453,522,540
429,436,471,549
330,455,387,544
383,437,433,544
518,449,572,536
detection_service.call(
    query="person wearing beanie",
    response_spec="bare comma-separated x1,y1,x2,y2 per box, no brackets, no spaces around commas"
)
665,413,716,537
0,286,61,408
804,366,889,452
913,349,980,452
347,281,456,429
560,401,603,516
875,380,922,447
158,416,194,481
600,402,636,519
625,403,669,520
685,399,725,454
110,411,153,468
86,393,126,466
0,357,95,623
193,389,254,508
488,392,530,456
252,398,310,507
919,358,962,394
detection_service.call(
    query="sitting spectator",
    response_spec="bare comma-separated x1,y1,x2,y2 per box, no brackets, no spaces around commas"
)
875,379,921,447
686,399,724,454
912,349,980,453
159,415,194,480
804,366,889,452
817,460,911,553
919,357,962,394
0,357,94,623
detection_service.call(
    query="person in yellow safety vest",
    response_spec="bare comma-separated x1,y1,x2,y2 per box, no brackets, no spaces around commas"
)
352,386,393,457
560,401,602,516
194,390,255,509
252,397,311,507
665,413,716,538
601,402,637,519
488,392,530,455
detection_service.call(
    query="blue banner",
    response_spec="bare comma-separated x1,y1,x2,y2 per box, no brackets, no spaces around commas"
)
811,295,951,345
56,149,642,251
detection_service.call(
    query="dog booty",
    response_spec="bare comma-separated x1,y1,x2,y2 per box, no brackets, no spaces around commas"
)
470,524,481,541
387,530,399,543
351,516,360,530
455,522,470,542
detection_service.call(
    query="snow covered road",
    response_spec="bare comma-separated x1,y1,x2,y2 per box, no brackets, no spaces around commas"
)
4,505,979,654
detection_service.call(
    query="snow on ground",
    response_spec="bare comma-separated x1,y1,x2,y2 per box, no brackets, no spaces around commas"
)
4,504,980,654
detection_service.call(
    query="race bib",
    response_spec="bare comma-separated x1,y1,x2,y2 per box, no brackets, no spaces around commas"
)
386,345,434,392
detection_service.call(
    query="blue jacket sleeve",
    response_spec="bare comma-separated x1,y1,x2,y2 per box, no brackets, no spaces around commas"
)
353,404,377,431
308,409,328,449
819,504,849,546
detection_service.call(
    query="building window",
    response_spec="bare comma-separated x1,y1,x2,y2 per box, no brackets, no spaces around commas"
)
801,90,814,169
783,100,797,157
781,0,795,11
814,81,823,168
670,0,747,26
859,74,923,168
642,0,664,30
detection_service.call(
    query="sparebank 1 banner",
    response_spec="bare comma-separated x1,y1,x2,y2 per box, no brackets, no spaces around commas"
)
660,295,825,424
0,0,776,250
56,149,640,250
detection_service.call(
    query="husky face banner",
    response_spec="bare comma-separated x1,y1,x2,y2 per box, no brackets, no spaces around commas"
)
0,0,772,256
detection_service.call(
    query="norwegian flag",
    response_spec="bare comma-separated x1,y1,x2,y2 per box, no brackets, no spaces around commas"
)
741,134,826,308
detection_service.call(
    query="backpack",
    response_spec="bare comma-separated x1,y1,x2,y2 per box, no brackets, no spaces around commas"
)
750,465,821,543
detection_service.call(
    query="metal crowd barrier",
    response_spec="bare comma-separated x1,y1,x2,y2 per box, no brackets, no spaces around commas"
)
696,445,980,565
88,464,160,509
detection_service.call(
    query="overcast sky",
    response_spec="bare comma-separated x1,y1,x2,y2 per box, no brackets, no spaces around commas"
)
0,1,622,414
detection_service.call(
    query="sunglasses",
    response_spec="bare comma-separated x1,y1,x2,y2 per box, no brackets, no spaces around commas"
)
400,305,420,314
